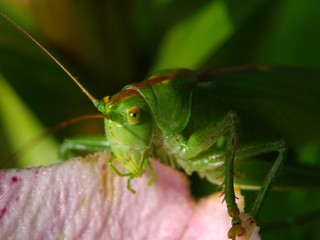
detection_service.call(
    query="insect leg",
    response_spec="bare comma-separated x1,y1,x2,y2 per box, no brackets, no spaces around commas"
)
177,140,286,183
147,160,155,186
233,140,286,161
249,140,287,219
108,155,138,193
222,140,287,213
59,136,111,160
109,156,153,194
223,114,245,239
108,155,131,177
180,112,238,159
177,112,244,239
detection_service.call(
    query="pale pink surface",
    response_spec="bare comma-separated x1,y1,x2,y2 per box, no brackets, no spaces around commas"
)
182,191,260,240
0,152,260,240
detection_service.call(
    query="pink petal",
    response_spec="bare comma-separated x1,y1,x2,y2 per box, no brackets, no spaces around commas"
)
0,152,260,240
182,190,260,240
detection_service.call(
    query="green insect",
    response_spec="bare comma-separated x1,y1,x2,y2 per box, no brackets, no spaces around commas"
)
61,67,320,239
2,13,320,239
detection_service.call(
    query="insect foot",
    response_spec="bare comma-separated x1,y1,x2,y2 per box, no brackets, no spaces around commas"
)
227,207,244,240
228,213,260,240
228,223,244,239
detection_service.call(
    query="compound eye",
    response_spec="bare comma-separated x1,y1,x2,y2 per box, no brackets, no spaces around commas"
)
127,106,141,125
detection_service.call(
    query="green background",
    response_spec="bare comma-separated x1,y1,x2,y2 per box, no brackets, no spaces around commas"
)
1,1,320,239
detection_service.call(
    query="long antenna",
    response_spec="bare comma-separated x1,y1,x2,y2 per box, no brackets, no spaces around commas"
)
0,12,99,106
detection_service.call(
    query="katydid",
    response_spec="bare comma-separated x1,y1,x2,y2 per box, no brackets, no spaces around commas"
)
2,13,320,239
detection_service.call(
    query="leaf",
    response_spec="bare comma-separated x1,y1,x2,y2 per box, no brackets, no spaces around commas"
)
151,0,234,70
0,74,58,167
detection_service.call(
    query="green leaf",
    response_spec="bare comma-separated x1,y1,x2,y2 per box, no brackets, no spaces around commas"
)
0,74,58,168
152,0,233,70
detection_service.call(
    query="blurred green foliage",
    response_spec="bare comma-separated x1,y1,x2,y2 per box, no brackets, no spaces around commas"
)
1,0,320,239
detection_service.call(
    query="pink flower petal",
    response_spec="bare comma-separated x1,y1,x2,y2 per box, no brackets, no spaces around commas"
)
0,152,260,240
182,190,260,240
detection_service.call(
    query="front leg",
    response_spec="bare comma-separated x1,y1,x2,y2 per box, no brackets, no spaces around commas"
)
59,136,111,160
59,137,155,193
109,155,155,194
176,112,244,239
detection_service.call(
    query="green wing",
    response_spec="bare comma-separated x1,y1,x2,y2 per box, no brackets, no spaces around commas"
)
195,67,320,148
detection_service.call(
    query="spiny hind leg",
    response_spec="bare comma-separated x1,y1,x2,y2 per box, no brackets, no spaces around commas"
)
222,114,244,239
176,112,244,239
227,140,287,219
226,139,287,238
178,126,287,238
248,140,287,219
180,140,286,174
